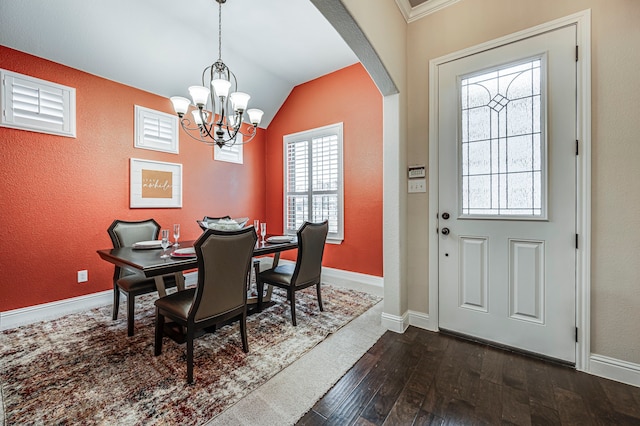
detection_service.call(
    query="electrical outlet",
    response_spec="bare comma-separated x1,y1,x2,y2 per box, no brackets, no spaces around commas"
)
77,270,88,283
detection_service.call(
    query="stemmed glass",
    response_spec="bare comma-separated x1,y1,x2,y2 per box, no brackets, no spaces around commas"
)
173,224,180,247
160,229,170,258
260,222,267,244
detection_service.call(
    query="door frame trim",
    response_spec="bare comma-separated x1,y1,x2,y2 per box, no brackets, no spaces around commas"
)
428,10,592,371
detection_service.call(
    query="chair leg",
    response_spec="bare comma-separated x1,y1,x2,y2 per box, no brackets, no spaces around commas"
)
154,308,164,356
240,311,249,353
127,293,135,337
290,289,297,326
186,328,195,384
112,285,120,320
257,279,264,312
316,282,324,311
252,259,260,294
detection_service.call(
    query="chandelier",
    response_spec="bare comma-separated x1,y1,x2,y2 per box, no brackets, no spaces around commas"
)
170,0,263,148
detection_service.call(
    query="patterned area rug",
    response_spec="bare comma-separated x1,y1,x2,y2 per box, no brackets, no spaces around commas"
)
0,285,380,425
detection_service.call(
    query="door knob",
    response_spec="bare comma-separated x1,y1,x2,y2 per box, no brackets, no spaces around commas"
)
442,212,450,220
441,227,450,235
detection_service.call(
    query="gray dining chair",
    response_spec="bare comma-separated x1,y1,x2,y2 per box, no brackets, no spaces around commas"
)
257,220,328,326
154,226,257,384
107,219,177,336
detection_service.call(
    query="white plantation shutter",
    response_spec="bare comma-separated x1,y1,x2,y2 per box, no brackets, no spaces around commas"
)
1,69,76,137
134,105,179,154
284,123,343,242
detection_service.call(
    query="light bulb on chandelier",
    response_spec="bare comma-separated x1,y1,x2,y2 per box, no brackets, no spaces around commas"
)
170,0,264,148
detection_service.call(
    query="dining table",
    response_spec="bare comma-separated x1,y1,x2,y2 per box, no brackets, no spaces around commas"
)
97,236,298,302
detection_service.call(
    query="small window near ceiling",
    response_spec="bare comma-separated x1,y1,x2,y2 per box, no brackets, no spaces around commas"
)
134,105,179,154
0,69,76,138
284,123,344,243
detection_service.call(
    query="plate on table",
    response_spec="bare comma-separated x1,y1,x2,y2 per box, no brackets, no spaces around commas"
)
266,236,294,244
132,240,170,249
171,247,196,258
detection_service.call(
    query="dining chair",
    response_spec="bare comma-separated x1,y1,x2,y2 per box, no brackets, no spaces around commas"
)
107,219,177,336
154,226,257,384
257,220,328,326
199,215,260,291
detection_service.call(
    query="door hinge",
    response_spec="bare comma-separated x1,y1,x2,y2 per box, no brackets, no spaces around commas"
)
575,234,579,249
576,45,579,62
575,327,579,342
576,140,579,155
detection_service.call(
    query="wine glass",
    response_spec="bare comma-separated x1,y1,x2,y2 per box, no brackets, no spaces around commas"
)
160,229,170,258
260,222,267,244
253,219,259,237
173,223,180,247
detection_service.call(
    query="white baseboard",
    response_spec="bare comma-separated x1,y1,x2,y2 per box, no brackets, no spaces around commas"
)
0,267,382,331
0,290,112,331
320,266,384,297
408,310,437,332
589,354,640,388
381,311,409,333
184,271,198,286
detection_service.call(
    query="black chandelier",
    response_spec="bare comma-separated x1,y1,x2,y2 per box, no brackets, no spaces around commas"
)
170,0,263,148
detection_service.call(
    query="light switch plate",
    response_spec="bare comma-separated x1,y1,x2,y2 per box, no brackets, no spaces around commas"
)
408,179,427,193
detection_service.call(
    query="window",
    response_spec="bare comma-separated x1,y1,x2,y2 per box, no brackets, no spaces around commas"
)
214,133,243,164
284,123,343,242
1,69,76,138
460,57,546,218
134,105,179,154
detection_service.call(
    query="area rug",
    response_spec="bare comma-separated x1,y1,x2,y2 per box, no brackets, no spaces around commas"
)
0,285,381,425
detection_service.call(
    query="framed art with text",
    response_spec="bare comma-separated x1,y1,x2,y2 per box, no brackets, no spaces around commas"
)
130,158,182,208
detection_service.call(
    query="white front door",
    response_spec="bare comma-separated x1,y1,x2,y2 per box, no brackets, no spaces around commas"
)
438,25,577,363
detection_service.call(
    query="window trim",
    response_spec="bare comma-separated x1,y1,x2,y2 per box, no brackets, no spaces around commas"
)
134,105,179,154
283,122,344,243
0,68,76,138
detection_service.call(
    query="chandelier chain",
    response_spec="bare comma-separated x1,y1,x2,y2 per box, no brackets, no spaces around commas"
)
218,0,222,61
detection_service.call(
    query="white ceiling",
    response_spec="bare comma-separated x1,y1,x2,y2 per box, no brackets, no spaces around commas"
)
0,0,360,127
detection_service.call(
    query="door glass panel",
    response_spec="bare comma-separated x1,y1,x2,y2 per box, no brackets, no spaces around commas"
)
460,58,545,217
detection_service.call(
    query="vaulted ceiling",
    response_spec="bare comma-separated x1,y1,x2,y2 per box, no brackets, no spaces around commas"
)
0,0,456,127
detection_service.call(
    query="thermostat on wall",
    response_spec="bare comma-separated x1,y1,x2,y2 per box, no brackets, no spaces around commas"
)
408,165,426,179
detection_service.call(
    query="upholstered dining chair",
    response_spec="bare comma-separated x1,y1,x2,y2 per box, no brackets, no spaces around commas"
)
198,215,260,290
257,220,328,326
154,226,257,384
107,219,177,336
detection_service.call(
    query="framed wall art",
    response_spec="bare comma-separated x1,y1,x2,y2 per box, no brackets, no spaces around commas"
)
130,158,182,208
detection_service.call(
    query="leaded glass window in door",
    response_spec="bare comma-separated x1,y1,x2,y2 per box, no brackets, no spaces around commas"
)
460,58,546,217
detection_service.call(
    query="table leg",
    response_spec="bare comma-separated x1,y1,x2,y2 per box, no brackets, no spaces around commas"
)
175,272,185,292
262,254,280,303
154,276,167,298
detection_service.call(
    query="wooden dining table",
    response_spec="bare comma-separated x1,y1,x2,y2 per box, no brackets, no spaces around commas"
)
97,236,298,299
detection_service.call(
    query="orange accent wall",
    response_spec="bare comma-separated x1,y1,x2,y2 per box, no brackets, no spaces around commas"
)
265,64,383,276
0,46,266,311
0,49,382,313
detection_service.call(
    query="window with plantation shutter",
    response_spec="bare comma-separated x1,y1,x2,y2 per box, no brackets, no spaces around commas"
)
284,123,343,243
134,105,179,154
1,69,76,138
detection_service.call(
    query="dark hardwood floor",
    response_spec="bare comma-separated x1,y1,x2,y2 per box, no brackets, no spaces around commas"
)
297,326,640,425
